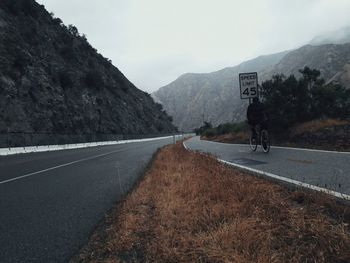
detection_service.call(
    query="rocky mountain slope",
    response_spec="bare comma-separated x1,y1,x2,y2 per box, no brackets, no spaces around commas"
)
153,51,289,131
269,44,350,86
0,0,176,135
153,43,350,131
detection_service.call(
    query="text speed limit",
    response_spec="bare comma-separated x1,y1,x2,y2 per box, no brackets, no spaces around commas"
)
239,72,258,99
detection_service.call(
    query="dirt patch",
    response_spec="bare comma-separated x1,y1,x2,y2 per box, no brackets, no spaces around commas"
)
287,119,350,152
202,131,249,145
73,143,350,263
289,119,350,137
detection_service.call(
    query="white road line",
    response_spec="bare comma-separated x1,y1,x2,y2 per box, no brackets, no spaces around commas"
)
183,141,350,201
218,159,350,201
202,138,350,154
0,149,124,185
183,142,188,150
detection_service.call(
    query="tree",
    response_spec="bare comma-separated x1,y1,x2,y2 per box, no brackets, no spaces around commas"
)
194,121,213,135
299,67,321,84
68,24,79,37
261,67,350,132
59,70,74,89
84,71,104,89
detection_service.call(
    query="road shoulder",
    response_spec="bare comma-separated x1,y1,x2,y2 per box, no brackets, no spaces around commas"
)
72,142,350,262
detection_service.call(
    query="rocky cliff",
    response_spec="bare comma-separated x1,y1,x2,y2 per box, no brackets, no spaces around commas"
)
0,0,177,135
153,43,350,131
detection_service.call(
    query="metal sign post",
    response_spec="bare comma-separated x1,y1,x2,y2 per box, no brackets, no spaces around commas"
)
239,72,259,100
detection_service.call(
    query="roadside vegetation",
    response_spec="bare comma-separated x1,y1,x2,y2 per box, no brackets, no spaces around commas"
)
198,67,350,151
74,142,350,262
261,67,349,132
200,118,350,151
195,121,248,138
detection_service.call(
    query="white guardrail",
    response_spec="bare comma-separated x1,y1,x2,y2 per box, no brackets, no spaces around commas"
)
0,134,194,156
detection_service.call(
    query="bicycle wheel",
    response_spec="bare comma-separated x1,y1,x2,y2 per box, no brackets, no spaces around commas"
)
250,132,257,151
261,129,270,153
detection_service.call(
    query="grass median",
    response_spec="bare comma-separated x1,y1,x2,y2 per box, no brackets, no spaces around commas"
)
74,142,350,263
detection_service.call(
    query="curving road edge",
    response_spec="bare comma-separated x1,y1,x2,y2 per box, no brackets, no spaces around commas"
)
183,140,350,201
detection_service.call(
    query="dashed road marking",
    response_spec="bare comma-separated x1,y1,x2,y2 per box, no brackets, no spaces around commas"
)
0,149,125,185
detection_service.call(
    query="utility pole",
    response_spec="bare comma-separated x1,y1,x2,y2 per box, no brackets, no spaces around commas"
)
172,98,177,128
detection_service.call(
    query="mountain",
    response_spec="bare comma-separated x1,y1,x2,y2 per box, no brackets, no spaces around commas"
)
310,27,350,46
0,0,176,135
153,43,350,131
152,51,289,131
269,44,350,86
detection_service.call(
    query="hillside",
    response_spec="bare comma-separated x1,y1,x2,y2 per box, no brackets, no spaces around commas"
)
0,0,176,135
153,43,350,131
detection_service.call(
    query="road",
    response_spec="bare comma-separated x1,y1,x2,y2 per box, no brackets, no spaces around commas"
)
0,137,177,263
185,136,350,197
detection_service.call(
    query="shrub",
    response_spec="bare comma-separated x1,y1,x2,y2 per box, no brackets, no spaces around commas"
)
202,128,217,137
28,89,37,103
53,17,63,26
155,103,163,111
59,45,76,61
68,24,79,37
59,70,74,89
216,122,248,135
290,119,350,137
261,67,350,132
194,121,212,135
12,50,31,74
5,0,38,17
84,70,104,89
196,122,248,137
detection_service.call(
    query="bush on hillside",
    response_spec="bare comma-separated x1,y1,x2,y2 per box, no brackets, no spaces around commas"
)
68,25,80,37
59,70,74,89
197,122,248,137
261,67,350,132
84,70,104,89
4,0,38,17
194,121,212,135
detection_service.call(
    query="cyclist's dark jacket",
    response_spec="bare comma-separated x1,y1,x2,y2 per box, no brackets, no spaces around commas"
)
247,101,265,125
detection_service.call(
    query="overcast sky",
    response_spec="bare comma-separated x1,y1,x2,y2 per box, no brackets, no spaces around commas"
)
36,0,350,93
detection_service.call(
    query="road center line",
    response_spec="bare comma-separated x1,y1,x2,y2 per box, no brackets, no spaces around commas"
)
0,149,125,185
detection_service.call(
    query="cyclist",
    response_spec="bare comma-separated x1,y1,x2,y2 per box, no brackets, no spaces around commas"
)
247,97,267,137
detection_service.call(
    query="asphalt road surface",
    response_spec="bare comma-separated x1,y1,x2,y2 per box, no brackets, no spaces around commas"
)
185,136,350,197
0,137,178,263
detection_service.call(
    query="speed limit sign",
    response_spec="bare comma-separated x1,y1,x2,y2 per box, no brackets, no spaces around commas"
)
239,72,258,99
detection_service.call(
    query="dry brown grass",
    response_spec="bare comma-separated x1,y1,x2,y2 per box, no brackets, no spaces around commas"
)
202,132,249,144
290,119,350,137
74,143,350,263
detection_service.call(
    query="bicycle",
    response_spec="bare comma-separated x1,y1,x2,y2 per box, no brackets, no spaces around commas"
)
249,124,270,153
